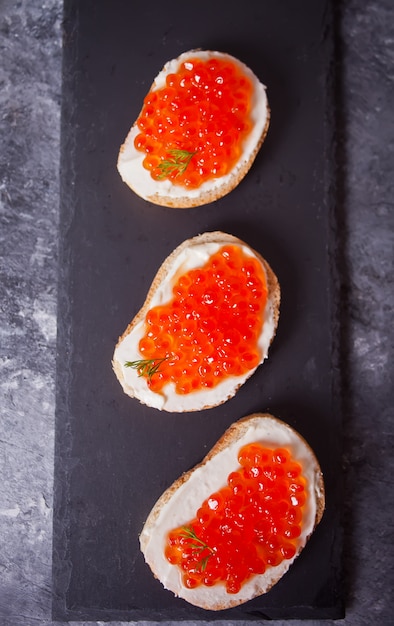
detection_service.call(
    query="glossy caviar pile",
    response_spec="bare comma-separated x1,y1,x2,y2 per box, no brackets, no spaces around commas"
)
134,56,254,188
136,245,267,395
165,443,307,594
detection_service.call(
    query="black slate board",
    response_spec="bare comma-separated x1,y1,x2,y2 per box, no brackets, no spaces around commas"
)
53,0,344,620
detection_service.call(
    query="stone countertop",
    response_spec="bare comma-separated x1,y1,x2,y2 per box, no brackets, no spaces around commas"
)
0,1,392,625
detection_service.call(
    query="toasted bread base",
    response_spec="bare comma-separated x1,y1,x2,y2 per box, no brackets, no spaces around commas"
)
117,50,270,208
112,232,280,412
140,413,325,610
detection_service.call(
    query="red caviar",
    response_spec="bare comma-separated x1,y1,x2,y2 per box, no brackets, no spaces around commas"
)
134,56,254,188
137,245,267,395
165,443,307,594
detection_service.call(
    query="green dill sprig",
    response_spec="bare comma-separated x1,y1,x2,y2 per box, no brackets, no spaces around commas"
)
157,149,196,179
180,526,214,572
124,357,168,379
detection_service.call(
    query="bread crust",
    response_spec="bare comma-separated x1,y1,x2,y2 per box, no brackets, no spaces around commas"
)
117,50,270,208
139,413,325,610
112,232,280,411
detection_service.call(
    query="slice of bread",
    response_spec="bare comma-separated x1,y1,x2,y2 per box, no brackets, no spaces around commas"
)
112,232,280,412
140,413,325,610
117,50,270,208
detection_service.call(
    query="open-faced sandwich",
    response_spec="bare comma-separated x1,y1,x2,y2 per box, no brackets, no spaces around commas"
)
117,50,270,207
140,413,325,610
112,232,280,412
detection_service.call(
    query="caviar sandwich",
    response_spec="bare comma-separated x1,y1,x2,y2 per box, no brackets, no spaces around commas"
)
112,232,280,412
117,50,270,208
140,413,325,610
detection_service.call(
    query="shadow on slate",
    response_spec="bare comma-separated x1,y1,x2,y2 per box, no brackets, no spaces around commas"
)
52,0,344,620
